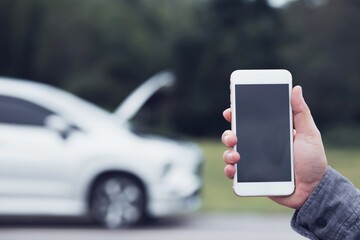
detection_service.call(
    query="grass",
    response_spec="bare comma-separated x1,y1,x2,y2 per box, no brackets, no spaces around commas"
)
197,139,360,213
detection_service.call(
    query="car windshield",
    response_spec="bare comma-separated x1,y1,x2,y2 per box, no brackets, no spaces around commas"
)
34,82,114,122
0,79,131,130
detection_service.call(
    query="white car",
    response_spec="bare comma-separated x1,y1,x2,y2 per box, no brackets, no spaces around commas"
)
0,72,203,228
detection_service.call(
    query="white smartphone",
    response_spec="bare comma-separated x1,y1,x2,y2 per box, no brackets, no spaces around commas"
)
230,69,294,196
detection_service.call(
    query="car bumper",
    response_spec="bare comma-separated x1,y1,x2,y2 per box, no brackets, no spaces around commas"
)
147,189,202,217
146,161,203,217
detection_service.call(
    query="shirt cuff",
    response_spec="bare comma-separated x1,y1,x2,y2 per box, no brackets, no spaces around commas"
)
291,166,360,240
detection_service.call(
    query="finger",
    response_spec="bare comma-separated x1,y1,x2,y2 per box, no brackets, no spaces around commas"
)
223,108,231,122
293,129,296,141
223,149,240,164
221,130,237,147
291,86,319,136
224,165,236,179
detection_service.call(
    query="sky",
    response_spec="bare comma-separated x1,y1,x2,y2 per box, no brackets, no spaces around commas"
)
267,0,297,7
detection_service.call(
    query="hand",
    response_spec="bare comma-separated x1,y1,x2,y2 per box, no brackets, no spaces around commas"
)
221,86,328,209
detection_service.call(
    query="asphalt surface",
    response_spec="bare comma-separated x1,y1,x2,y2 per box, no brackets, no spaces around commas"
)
0,213,306,240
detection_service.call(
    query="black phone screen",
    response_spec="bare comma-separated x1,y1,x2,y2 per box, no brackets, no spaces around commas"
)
235,84,292,182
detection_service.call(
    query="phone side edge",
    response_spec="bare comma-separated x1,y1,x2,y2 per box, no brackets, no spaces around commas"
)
230,72,239,195
288,73,295,194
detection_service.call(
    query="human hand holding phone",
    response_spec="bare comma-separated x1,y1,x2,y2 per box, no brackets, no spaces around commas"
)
222,85,328,209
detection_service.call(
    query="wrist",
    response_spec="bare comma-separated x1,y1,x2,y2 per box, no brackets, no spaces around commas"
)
294,181,321,209
294,165,329,209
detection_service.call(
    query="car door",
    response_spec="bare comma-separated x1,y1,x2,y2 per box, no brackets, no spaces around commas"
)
0,95,76,200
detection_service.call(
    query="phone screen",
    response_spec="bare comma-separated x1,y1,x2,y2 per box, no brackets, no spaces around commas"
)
235,84,291,182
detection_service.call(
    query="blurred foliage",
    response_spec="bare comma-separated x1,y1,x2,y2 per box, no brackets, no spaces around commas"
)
0,0,359,139
323,124,360,148
282,0,360,135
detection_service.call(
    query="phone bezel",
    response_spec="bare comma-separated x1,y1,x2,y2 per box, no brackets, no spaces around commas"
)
230,69,294,196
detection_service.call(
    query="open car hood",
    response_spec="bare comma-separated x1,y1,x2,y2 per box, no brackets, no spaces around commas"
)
114,71,175,124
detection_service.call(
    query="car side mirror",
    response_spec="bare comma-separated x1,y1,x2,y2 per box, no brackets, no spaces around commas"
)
44,115,73,140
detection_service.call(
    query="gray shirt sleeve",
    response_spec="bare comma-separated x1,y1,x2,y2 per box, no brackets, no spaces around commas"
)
291,166,360,239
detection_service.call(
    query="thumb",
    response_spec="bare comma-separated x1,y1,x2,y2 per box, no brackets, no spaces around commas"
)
291,86,319,136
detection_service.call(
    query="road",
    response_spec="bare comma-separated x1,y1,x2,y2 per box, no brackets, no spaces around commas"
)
0,213,306,240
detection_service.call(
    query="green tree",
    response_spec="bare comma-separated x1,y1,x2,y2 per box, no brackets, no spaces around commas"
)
0,0,197,112
282,0,360,130
171,0,286,136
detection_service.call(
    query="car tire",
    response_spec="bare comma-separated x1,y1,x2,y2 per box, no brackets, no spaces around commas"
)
90,175,146,228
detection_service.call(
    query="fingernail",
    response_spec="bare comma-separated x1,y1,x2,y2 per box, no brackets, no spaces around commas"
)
223,134,229,143
299,86,303,97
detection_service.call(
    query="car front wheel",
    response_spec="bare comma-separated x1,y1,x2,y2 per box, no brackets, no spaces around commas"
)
90,175,145,228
